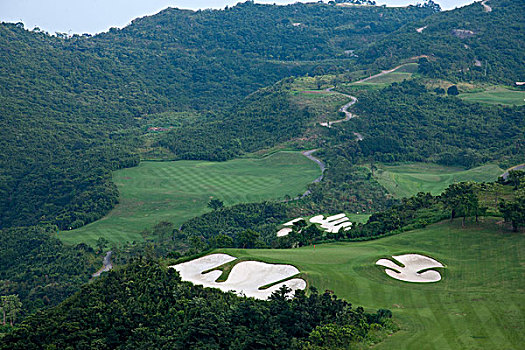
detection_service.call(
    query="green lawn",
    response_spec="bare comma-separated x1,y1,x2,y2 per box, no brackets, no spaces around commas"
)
218,219,524,349
459,87,525,106
59,152,320,246
346,63,419,89
374,162,504,198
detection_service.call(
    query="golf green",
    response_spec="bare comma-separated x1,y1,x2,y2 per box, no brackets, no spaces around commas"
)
59,151,320,246
218,219,524,349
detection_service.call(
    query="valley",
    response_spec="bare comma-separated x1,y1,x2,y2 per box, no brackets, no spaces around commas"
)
0,0,523,348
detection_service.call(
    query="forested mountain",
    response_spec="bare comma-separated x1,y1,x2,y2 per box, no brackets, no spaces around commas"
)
1,1,523,344
0,2,435,231
85,1,435,110
156,83,312,160
359,0,525,83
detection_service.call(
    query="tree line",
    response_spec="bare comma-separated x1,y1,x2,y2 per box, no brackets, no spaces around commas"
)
1,259,395,349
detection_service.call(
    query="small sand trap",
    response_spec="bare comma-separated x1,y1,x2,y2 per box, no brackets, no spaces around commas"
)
283,218,304,226
376,254,445,283
310,213,353,233
171,254,306,299
277,228,293,237
416,25,427,33
277,214,353,237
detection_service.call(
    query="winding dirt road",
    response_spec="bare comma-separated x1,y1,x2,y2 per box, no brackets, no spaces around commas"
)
501,163,525,180
302,149,326,182
354,63,408,84
481,0,492,12
92,251,113,278
322,87,363,140
299,63,416,195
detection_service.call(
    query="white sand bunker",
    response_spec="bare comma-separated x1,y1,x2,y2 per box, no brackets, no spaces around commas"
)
376,254,445,283
277,228,293,237
310,213,352,233
276,218,306,237
277,214,353,237
171,254,306,299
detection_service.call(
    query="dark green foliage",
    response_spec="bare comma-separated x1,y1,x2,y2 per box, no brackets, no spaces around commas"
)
208,198,225,211
0,23,143,230
277,224,324,249
0,226,97,319
346,181,520,241
180,202,289,248
79,2,434,110
359,0,525,84
352,191,442,239
441,182,483,224
349,81,524,166
499,184,525,231
506,170,525,189
0,3,434,229
447,85,459,95
300,155,395,214
0,259,390,349
157,86,311,160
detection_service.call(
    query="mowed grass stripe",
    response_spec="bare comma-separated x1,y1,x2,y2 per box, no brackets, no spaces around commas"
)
375,162,503,198
218,219,524,349
60,152,320,246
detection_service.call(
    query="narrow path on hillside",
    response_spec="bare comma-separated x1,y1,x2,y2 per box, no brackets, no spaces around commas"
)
501,163,525,180
299,62,415,196
323,87,363,140
481,0,492,12
92,251,113,278
298,87,362,198
302,149,326,182
353,63,408,84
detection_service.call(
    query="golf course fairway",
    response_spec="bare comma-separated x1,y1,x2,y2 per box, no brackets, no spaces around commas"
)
218,219,524,349
375,163,503,198
60,152,320,246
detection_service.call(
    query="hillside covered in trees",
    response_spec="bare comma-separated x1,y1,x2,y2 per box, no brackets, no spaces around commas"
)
0,1,523,347
0,226,97,320
347,80,524,166
1,259,395,349
0,2,435,231
359,0,525,83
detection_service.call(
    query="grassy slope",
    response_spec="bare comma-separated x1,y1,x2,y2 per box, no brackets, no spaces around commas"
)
374,162,503,198
357,63,418,85
220,219,524,349
60,152,320,246
342,63,419,91
459,87,525,106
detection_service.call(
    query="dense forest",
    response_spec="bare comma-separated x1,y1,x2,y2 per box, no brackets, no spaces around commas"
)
359,0,525,83
0,226,97,319
1,259,395,349
341,80,524,167
157,85,312,160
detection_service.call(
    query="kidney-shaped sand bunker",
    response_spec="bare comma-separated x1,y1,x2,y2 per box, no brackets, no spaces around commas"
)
376,254,445,283
171,254,306,299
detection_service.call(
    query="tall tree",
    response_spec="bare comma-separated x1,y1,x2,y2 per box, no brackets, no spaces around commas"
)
499,191,525,232
441,183,479,226
1,295,22,326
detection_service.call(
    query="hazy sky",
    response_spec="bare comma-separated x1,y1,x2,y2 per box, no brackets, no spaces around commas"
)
0,0,477,35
